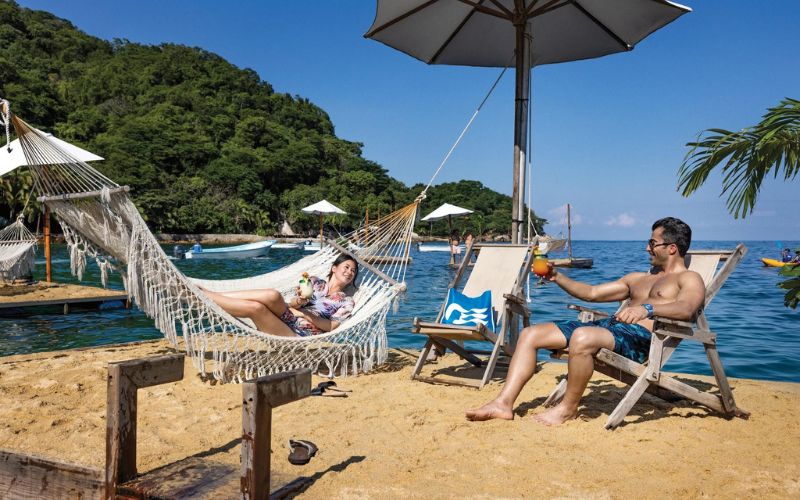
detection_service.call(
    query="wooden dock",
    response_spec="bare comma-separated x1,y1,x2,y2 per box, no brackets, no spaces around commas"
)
0,282,129,314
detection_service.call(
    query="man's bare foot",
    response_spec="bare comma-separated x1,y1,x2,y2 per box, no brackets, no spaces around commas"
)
531,404,577,426
465,400,514,421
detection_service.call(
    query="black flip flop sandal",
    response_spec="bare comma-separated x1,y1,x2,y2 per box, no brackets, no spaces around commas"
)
288,439,318,466
310,381,351,397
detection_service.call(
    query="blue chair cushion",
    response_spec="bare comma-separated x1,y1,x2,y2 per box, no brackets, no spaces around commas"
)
441,288,496,332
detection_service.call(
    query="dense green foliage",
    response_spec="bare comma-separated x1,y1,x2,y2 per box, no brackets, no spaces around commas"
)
678,98,799,308
778,263,800,309
0,0,544,237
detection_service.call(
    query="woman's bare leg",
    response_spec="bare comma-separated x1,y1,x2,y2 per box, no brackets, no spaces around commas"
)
203,289,298,337
466,322,567,421
208,289,289,315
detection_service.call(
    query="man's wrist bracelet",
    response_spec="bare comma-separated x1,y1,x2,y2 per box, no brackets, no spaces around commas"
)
642,303,654,318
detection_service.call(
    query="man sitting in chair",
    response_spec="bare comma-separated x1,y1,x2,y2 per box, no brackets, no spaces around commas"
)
466,217,705,425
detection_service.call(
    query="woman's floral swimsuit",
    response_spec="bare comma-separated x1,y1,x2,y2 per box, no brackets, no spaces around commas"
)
279,276,355,336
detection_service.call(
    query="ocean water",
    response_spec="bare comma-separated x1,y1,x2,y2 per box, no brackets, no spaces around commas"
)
1,241,798,383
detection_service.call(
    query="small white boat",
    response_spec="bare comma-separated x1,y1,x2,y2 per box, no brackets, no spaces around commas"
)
418,244,464,253
185,240,275,259
272,242,303,250
304,241,322,252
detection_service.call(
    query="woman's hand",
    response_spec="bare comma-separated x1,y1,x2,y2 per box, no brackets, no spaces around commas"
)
290,294,310,309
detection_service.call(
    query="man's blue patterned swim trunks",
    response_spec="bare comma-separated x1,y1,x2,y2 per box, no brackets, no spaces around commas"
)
553,317,652,363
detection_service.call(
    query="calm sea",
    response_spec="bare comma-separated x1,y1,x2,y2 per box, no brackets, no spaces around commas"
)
1,241,798,382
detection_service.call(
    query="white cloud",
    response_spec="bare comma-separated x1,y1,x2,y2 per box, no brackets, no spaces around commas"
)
605,213,636,227
546,204,583,226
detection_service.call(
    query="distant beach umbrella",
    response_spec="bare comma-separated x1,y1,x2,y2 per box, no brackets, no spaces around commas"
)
301,199,347,248
0,133,104,177
366,0,691,243
422,202,473,234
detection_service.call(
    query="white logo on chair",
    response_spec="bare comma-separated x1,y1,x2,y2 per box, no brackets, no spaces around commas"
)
441,288,496,331
445,303,489,326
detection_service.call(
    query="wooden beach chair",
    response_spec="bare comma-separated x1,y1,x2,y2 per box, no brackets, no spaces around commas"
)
411,243,534,389
544,244,750,429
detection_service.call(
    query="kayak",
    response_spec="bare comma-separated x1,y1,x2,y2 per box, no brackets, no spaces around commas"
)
761,258,789,267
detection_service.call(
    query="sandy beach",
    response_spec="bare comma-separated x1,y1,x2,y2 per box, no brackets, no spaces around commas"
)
1,339,798,498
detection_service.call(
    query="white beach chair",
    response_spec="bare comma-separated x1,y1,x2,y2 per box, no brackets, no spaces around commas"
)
545,244,750,429
411,243,534,389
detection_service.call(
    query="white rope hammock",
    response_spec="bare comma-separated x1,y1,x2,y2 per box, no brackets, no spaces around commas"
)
9,112,419,382
0,217,37,282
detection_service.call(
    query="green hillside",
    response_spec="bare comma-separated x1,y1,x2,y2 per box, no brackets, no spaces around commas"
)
0,0,544,236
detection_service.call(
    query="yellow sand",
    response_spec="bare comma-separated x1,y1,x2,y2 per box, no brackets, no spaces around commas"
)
1,340,798,498
0,282,127,303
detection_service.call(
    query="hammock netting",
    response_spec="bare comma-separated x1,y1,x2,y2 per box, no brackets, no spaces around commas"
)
9,113,419,382
0,217,37,282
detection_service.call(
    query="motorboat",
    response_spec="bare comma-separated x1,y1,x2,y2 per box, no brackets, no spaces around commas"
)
184,240,275,259
272,242,303,250
304,241,322,252
418,243,464,253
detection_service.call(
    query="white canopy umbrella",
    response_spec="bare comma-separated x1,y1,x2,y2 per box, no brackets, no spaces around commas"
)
301,199,347,248
366,0,691,243
422,202,473,224
0,127,105,281
0,133,104,177
422,202,473,235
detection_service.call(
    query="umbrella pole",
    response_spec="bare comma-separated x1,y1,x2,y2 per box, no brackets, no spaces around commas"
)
448,215,454,266
511,20,531,245
319,214,323,249
44,204,51,282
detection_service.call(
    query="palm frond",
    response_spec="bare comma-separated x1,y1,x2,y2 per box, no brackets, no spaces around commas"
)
677,97,800,219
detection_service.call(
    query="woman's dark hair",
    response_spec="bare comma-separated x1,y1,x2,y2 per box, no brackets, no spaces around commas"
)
652,217,692,256
327,253,359,292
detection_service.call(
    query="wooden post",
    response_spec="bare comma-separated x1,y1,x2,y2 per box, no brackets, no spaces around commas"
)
44,204,52,282
511,17,531,245
105,354,184,499
240,368,311,499
567,203,573,260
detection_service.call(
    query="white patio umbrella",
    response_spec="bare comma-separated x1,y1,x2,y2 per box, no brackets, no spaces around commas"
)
366,0,691,243
0,133,104,177
301,199,347,248
0,126,104,282
421,202,473,233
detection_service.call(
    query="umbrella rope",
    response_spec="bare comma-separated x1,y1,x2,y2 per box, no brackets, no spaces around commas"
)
420,57,513,197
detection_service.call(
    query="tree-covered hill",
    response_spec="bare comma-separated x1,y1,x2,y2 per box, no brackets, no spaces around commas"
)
0,0,544,236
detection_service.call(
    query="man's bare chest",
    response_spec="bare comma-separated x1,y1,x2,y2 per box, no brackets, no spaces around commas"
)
629,274,681,303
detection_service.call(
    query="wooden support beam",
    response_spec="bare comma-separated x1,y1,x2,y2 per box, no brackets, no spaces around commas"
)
105,354,184,499
240,368,311,500
0,449,103,499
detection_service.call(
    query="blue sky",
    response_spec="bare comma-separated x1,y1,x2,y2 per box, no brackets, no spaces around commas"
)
17,0,800,240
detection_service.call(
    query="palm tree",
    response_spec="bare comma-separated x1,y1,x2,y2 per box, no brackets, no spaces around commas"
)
677,97,800,308
677,97,799,219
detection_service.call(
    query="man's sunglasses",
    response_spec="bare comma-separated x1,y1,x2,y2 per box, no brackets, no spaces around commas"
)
647,239,673,249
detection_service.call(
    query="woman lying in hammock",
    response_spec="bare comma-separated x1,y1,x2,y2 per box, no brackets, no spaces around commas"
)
202,253,358,337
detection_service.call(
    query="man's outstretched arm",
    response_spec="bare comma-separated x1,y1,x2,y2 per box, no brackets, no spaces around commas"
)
550,269,637,303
